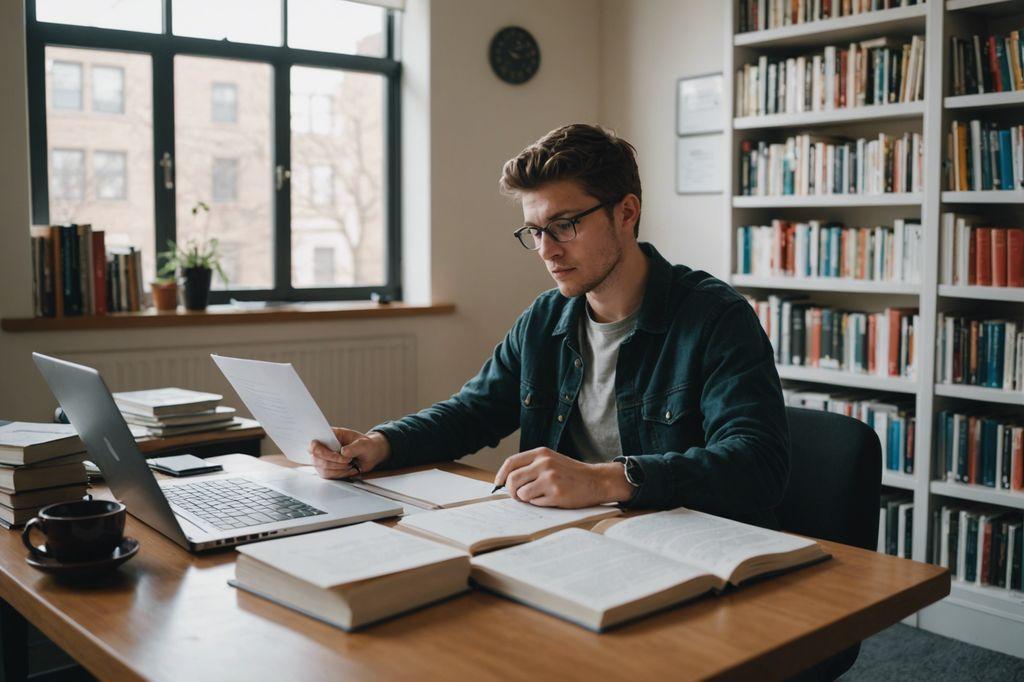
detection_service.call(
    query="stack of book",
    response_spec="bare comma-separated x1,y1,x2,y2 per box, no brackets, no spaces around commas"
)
879,492,914,559
946,121,1023,192
949,32,1024,96
747,296,919,378
940,214,1024,287
935,411,1023,489
783,385,915,473
0,422,89,528
112,388,238,437
735,36,925,118
736,218,922,283
935,314,1023,390
29,223,145,317
739,132,924,197
935,504,1022,593
738,0,927,34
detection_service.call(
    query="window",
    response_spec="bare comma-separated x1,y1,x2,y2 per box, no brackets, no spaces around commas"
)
51,61,82,110
28,1,401,303
211,82,237,123
94,151,126,199
50,149,84,200
92,65,124,113
212,158,239,203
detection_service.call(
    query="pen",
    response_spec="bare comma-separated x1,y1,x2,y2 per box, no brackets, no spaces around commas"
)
490,483,504,494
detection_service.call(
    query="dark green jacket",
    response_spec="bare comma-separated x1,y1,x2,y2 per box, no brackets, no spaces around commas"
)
375,243,790,527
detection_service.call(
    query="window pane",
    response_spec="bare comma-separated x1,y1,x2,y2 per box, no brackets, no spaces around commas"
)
36,0,162,33
313,246,336,285
211,83,237,123
51,61,82,111
175,56,274,291
92,66,124,114
291,67,387,288
44,47,155,283
288,0,385,57
94,151,126,199
173,0,281,46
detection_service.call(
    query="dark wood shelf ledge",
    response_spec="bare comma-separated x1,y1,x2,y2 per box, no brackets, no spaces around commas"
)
1,301,456,332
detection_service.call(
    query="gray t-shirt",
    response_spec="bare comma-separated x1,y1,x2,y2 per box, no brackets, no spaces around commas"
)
569,304,640,463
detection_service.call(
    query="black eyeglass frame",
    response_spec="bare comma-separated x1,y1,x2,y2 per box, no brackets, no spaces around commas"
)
512,200,618,250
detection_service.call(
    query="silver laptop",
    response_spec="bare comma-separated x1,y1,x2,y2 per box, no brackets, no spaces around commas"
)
32,353,402,552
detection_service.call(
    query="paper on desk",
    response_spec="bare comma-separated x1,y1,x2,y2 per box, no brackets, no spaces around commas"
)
211,355,339,464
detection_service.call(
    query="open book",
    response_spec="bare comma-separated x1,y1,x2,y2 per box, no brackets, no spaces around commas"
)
230,522,470,631
349,469,508,509
470,508,830,631
396,498,621,554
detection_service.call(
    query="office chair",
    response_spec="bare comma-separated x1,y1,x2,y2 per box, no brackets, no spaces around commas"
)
777,406,882,682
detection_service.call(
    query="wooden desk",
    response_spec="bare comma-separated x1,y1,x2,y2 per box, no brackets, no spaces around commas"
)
0,456,949,682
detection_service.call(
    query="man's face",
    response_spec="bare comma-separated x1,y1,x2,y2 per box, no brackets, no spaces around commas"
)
520,180,624,298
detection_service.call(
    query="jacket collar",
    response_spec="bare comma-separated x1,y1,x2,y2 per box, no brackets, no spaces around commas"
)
551,242,674,336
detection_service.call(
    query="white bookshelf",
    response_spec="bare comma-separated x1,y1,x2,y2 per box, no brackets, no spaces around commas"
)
938,285,1024,302
726,0,1024,657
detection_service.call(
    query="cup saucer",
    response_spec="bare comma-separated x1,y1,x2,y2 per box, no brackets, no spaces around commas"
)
26,537,140,578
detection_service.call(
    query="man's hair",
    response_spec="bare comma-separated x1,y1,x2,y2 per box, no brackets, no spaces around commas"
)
499,124,642,237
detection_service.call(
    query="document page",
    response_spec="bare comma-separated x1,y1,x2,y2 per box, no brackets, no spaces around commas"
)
211,355,338,464
236,522,467,589
472,528,709,611
601,508,816,581
398,498,618,550
351,469,508,508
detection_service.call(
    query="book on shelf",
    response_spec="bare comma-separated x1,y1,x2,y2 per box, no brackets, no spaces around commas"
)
940,213,1024,287
946,121,1023,192
935,314,1023,390
739,132,923,197
470,509,829,632
737,0,927,34
348,469,509,510
0,422,85,466
736,35,925,118
746,296,918,378
736,218,921,283
936,503,1022,593
935,410,1023,489
395,498,621,555
113,388,224,418
950,31,1024,97
878,492,913,558
230,522,471,631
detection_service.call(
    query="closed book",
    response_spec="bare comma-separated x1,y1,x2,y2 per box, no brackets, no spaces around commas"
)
77,224,92,315
0,462,87,493
122,406,237,428
112,388,223,417
1012,426,1024,491
231,522,470,632
0,422,85,466
0,483,88,510
975,228,993,286
1008,229,1023,287
998,130,1014,192
92,231,107,315
143,419,238,438
965,514,979,582
992,228,1008,287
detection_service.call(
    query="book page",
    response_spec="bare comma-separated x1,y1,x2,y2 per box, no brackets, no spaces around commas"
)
601,509,817,581
398,498,618,549
236,521,466,589
0,422,80,448
471,528,709,611
352,469,508,508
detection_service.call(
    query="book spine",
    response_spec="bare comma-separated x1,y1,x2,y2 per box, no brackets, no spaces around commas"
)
92,231,107,315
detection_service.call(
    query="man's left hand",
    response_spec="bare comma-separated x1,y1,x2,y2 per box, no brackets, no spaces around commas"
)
493,448,635,508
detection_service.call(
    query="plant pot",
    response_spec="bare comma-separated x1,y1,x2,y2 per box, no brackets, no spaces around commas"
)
182,267,213,311
150,281,179,312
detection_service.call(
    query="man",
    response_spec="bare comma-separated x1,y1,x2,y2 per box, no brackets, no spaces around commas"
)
310,124,790,526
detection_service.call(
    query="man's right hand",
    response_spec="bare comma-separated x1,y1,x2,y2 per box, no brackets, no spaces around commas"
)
309,427,391,479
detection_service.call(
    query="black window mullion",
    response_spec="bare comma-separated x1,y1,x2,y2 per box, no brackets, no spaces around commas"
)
386,58,403,300
153,49,176,275
26,18,49,225
274,60,292,299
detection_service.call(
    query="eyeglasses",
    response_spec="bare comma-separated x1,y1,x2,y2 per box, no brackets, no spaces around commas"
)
512,201,616,251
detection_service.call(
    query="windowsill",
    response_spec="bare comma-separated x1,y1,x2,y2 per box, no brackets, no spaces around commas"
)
1,301,456,332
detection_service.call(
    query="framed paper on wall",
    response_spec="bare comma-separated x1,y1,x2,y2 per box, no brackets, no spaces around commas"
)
676,134,723,195
676,73,724,136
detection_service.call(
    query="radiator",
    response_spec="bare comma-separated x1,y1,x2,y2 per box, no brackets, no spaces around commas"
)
62,336,418,432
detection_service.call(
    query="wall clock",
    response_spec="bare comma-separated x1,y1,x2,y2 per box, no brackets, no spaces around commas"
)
489,26,540,85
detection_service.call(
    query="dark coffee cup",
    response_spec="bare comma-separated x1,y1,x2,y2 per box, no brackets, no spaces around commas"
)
21,498,126,563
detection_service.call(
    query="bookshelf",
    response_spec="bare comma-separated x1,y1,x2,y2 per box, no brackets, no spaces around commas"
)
726,0,1024,656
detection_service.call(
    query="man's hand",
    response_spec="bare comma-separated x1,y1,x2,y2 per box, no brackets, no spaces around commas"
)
493,448,635,508
309,428,391,479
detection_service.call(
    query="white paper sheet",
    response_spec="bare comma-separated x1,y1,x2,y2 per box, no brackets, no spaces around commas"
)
211,355,339,464
352,469,507,508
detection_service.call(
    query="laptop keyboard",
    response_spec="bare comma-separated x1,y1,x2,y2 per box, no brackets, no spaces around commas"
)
163,478,326,531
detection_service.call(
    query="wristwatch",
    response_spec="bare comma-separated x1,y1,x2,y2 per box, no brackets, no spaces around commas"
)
613,455,645,488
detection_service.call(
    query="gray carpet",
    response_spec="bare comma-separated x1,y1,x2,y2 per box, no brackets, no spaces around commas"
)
841,624,1024,680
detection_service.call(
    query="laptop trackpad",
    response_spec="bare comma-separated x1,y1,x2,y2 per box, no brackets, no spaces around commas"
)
256,472,356,506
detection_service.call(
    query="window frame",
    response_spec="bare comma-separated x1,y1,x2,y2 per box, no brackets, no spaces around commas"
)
49,147,85,201
93,149,128,200
50,59,82,111
91,63,125,114
210,81,238,123
26,0,403,304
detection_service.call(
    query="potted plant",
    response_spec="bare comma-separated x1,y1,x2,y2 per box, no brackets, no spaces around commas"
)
150,276,179,312
158,201,228,311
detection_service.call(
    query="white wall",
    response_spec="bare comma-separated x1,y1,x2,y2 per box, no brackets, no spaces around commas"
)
599,0,727,278
0,0,601,471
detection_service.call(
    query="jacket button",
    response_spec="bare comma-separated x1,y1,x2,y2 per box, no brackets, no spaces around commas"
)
524,394,532,406
564,394,571,401
574,358,582,369
557,414,564,422
665,410,672,420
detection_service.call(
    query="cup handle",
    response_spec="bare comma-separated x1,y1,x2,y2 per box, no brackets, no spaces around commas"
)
21,518,48,558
